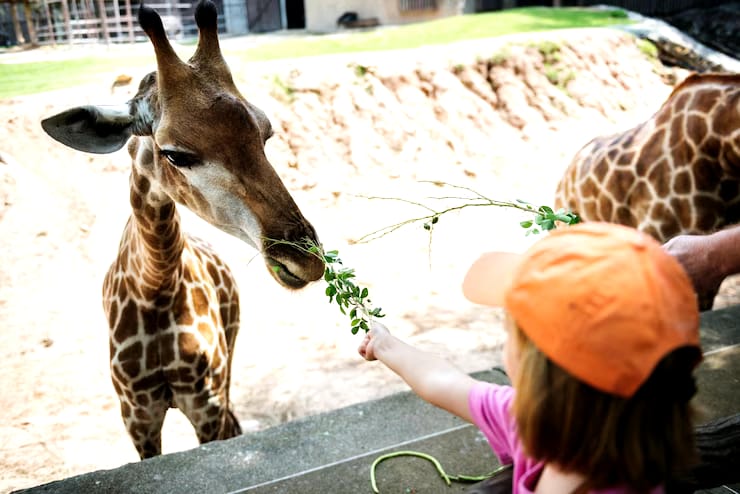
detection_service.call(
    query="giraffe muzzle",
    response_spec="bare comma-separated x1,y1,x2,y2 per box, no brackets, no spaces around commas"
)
265,253,324,290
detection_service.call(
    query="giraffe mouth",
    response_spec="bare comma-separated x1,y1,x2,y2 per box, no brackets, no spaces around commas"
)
266,258,310,289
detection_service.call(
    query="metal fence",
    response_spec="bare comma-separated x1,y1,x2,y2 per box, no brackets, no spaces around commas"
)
0,0,252,46
0,0,731,47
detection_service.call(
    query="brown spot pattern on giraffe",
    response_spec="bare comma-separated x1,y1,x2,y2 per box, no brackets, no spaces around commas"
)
554,73,740,251
646,160,671,197
191,286,210,316
673,170,693,195
694,158,722,192
687,113,708,144
114,301,139,344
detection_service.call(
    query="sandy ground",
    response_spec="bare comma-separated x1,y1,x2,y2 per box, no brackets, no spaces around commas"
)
1,31,739,493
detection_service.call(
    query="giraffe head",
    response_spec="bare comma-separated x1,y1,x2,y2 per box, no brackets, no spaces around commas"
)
41,0,324,289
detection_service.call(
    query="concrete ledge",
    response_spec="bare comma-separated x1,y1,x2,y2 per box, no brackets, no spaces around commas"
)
16,370,507,494
16,305,740,494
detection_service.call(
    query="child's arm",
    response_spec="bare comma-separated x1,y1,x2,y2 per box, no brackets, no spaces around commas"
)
359,321,478,422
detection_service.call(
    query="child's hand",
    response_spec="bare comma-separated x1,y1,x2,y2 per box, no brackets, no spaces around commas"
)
358,321,390,361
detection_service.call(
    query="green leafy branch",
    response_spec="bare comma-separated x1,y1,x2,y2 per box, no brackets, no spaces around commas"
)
264,183,578,335
515,201,581,235
353,181,580,242
265,238,384,335
320,248,385,334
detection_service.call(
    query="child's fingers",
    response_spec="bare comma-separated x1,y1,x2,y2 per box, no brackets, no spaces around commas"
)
358,336,376,361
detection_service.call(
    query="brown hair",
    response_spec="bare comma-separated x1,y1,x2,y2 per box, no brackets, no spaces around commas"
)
511,325,699,492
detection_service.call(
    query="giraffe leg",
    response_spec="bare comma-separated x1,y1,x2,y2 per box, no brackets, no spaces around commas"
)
175,389,242,444
223,407,242,438
118,392,168,459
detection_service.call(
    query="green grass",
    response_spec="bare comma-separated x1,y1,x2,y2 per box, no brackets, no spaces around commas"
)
0,55,149,99
0,7,629,99
241,7,629,61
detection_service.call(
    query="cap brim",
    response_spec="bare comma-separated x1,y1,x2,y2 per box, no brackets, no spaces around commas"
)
462,252,523,307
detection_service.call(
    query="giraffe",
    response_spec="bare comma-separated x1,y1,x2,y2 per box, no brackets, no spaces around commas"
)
554,72,740,309
40,1,325,459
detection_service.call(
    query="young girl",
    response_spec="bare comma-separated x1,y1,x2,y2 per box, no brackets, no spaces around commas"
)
359,222,702,493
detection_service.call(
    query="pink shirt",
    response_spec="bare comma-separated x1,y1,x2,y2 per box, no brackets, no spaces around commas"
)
467,381,664,494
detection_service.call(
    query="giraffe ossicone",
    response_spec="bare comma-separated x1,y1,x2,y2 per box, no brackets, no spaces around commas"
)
41,0,324,459
555,72,740,310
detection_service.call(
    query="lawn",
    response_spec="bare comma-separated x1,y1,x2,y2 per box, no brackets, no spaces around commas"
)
0,7,629,99
0,55,147,98
241,7,628,61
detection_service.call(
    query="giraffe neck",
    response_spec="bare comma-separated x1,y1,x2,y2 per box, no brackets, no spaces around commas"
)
122,162,185,297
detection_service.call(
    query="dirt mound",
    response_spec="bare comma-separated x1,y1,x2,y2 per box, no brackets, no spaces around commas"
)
2,28,727,492
0,152,15,222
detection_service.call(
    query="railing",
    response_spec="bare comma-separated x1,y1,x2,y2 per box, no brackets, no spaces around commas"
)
399,0,439,12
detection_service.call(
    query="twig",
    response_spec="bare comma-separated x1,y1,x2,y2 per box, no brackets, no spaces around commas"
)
354,181,580,244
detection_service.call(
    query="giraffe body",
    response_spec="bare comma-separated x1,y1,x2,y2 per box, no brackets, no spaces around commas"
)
41,1,324,459
103,164,243,457
555,70,740,310
555,73,740,244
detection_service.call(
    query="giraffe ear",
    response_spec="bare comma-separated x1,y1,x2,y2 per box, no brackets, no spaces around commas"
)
41,105,134,154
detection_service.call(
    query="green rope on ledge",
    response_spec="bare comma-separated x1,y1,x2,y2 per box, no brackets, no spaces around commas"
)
370,450,513,493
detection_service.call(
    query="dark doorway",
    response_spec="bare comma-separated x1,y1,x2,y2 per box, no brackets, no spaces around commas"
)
286,0,305,29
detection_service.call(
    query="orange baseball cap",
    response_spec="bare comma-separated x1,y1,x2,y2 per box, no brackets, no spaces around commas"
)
462,222,701,398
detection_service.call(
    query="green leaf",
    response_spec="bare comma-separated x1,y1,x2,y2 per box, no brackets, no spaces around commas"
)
538,205,554,214
339,268,355,278
370,308,384,317
361,287,369,298
540,219,555,230
520,220,533,228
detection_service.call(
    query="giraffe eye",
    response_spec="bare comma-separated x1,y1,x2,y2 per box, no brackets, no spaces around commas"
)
160,150,200,168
